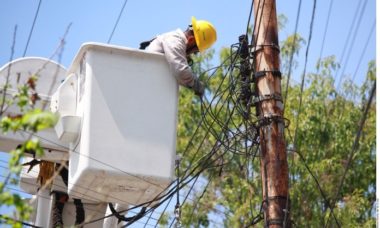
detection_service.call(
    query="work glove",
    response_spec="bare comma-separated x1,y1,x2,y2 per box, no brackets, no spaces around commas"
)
192,77,205,97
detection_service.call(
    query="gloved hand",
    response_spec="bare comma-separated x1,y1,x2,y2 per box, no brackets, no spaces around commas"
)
192,77,205,97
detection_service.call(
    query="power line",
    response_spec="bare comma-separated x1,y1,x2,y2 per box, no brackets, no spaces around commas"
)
292,0,316,152
335,0,368,90
0,214,41,228
316,0,334,73
245,0,254,36
107,0,129,44
23,0,42,57
333,0,364,84
81,43,262,226
334,0,367,90
283,0,302,109
324,80,376,228
350,20,375,83
4,46,236,225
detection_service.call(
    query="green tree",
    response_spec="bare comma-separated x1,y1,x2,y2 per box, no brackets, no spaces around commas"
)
0,74,57,227
169,21,375,228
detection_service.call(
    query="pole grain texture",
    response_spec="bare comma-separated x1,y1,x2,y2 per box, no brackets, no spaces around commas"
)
253,0,291,227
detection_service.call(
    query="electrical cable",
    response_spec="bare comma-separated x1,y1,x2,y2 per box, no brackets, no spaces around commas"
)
323,80,375,228
4,21,267,228
245,0,254,36
0,214,41,228
316,0,334,73
9,50,262,227
2,53,235,226
286,2,318,227
283,0,301,109
284,128,341,227
292,0,316,152
336,0,369,91
350,20,375,83
333,0,365,87
107,0,129,43
23,0,42,57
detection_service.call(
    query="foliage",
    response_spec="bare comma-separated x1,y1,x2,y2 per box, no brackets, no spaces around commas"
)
169,20,376,228
284,56,376,227
0,74,57,227
0,16,375,228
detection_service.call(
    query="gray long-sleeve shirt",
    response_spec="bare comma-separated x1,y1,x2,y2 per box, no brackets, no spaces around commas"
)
146,29,195,87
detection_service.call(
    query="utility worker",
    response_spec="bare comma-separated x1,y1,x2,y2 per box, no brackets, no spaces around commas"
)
141,16,217,97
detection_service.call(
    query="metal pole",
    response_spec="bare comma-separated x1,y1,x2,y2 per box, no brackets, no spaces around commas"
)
252,0,291,227
35,189,52,227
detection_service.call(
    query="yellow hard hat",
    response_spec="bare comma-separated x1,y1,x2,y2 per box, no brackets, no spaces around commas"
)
191,16,217,52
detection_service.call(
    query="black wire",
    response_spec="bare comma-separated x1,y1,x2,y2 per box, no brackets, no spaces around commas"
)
350,20,375,83
83,60,238,225
316,0,334,73
29,131,170,189
0,163,137,208
285,128,341,227
324,80,375,228
0,181,116,223
246,0,254,36
0,214,42,228
107,0,129,43
168,52,253,226
283,0,301,109
336,0,369,91
292,0,317,151
23,0,42,57
185,178,212,226
334,0,363,86
279,1,316,226
2,55,232,228
16,49,252,227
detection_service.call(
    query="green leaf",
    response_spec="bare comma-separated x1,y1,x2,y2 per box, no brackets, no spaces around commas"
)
22,109,58,132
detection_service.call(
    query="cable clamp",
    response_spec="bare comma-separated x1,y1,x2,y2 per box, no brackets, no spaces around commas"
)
267,218,285,225
265,195,289,202
174,203,182,227
253,93,283,104
252,43,280,54
253,69,282,79
257,114,284,128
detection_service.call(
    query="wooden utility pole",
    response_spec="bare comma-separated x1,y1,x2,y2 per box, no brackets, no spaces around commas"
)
252,0,291,227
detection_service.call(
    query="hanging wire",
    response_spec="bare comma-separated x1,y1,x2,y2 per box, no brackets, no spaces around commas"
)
23,0,42,57
350,20,375,83
336,0,369,91
316,0,334,73
334,0,367,89
283,0,302,109
284,128,341,227
292,0,317,151
0,214,42,228
245,0,254,36
107,0,129,43
323,80,375,228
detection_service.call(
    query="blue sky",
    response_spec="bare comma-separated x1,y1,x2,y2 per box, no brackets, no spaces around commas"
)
0,0,376,86
0,0,377,225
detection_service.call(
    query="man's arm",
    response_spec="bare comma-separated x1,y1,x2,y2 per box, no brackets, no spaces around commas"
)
160,33,195,87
